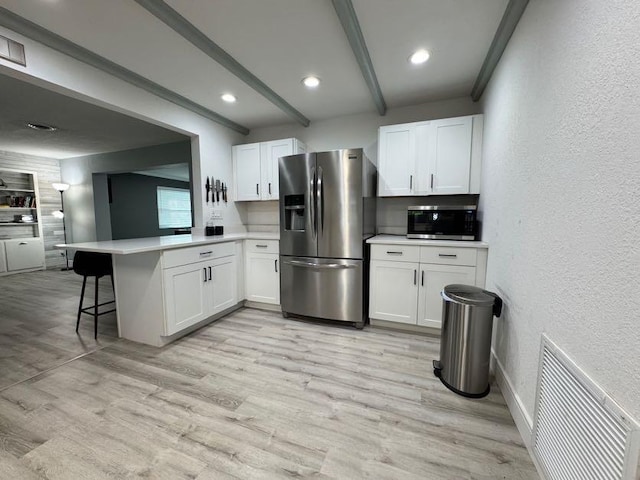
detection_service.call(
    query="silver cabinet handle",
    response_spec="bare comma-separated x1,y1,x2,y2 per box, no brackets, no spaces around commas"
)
208,266,212,281
256,183,259,195
200,251,213,256
285,260,355,270
413,269,417,285
386,251,403,255
203,268,207,282
438,254,457,258
256,244,268,248
274,259,278,272
409,175,413,190
268,183,271,195
421,270,424,286
430,174,434,189
19,242,28,245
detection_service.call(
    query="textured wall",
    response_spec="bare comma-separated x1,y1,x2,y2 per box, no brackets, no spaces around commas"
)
0,151,65,268
479,0,640,425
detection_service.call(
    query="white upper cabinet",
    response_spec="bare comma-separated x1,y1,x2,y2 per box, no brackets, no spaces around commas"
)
233,143,261,201
377,123,416,196
234,138,306,201
377,114,483,197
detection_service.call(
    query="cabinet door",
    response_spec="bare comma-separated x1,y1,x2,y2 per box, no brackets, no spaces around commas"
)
261,139,293,200
233,143,262,201
245,252,279,304
4,238,44,271
414,122,432,194
369,260,419,324
0,242,6,273
378,124,416,196
163,262,208,335
210,255,238,314
429,116,473,194
417,264,476,329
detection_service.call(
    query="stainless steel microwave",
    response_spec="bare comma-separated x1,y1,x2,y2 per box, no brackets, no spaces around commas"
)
407,205,478,240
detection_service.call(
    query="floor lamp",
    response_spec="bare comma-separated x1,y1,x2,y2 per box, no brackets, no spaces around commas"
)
52,182,71,271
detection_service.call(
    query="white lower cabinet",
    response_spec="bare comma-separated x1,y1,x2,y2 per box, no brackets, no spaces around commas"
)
4,238,45,272
417,264,476,328
244,240,279,305
162,243,238,336
369,243,486,330
369,260,418,324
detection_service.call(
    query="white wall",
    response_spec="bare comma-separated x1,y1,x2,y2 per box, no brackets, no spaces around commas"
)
244,97,481,231
0,24,246,240
479,0,640,437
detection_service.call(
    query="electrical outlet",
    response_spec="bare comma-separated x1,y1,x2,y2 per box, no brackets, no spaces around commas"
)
211,210,222,220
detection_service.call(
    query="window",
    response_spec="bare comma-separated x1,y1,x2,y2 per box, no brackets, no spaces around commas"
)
157,187,192,229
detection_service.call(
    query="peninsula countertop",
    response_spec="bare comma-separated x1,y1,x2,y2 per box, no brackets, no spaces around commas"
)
56,232,279,255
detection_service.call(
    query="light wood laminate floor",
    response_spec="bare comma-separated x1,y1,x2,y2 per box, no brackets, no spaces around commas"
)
0,271,538,479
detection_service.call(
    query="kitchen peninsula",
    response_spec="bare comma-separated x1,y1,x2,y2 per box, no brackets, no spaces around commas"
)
58,232,278,346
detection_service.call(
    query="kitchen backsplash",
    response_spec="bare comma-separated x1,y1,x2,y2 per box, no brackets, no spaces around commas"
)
243,195,479,235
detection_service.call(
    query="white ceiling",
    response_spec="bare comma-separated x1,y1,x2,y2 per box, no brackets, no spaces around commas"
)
0,0,508,133
0,72,188,159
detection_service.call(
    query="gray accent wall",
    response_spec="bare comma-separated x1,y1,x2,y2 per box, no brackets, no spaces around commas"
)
62,141,191,242
107,173,190,240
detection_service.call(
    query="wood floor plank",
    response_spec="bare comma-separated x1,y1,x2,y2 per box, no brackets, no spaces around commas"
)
0,271,538,479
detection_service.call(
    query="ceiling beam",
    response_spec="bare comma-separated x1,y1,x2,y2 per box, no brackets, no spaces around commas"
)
471,0,529,101
0,7,249,135
331,0,386,116
134,0,310,127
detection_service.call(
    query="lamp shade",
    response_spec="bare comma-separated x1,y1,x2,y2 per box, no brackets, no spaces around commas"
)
52,182,70,192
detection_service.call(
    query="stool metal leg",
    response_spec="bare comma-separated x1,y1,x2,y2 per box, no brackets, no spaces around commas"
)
76,276,87,333
94,276,99,339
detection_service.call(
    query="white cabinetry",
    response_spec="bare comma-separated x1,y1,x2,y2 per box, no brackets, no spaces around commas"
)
162,242,237,335
244,239,279,305
377,115,482,197
369,242,487,330
233,138,306,201
0,168,45,275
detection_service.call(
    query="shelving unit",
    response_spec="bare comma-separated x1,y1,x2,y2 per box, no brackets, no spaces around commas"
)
0,168,45,275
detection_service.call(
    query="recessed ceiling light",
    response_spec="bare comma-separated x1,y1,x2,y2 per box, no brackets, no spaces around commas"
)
221,93,236,103
26,122,57,131
409,49,430,65
302,76,320,88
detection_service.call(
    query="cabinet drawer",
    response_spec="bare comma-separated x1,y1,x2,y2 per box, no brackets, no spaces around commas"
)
245,239,279,254
371,244,420,263
163,242,235,269
5,238,45,271
420,246,477,266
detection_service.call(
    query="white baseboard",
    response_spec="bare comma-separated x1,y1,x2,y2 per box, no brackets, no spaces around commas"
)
491,350,534,449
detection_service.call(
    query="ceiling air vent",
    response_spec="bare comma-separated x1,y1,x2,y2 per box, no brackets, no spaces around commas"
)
533,336,639,480
0,34,26,66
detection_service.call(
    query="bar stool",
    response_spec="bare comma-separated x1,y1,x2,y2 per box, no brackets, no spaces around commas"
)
73,251,116,338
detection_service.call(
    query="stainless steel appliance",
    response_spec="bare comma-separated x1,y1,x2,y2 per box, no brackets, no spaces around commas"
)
407,205,478,240
279,149,376,328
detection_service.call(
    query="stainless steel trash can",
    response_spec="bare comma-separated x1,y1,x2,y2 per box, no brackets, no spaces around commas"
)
433,284,502,398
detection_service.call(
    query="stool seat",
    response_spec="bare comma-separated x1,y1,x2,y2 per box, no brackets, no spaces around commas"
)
73,251,115,338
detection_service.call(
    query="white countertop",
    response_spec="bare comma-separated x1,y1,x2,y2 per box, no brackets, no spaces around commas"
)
367,234,488,249
56,232,279,255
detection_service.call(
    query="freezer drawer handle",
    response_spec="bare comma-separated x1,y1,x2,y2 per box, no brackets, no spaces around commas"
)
286,260,356,270
438,254,457,258
386,251,403,255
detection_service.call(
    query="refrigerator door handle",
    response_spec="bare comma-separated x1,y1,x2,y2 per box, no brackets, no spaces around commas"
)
284,259,356,270
310,166,316,239
317,166,324,236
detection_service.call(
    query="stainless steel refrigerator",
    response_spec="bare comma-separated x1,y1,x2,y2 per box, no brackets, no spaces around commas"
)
279,148,376,328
